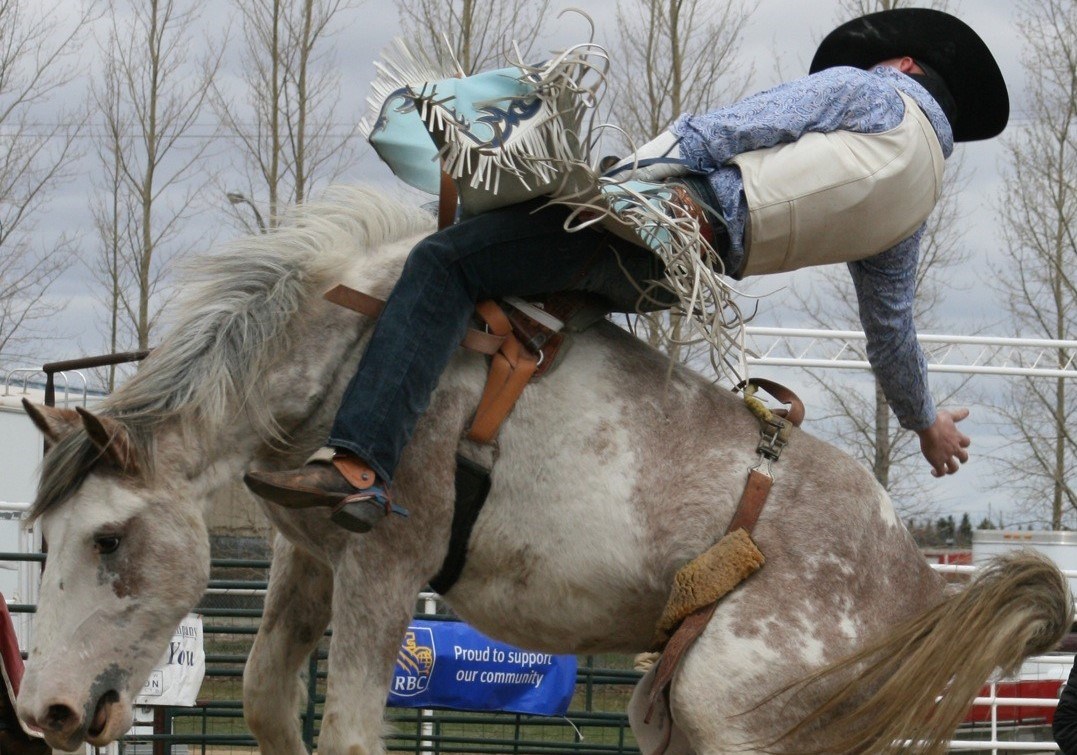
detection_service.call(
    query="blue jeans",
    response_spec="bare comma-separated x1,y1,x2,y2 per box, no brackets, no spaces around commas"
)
327,200,673,483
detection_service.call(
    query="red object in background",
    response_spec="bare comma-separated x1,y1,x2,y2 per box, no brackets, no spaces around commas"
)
0,595,24,705
1,595,50,755
963,679,1064,725
924,550,973,565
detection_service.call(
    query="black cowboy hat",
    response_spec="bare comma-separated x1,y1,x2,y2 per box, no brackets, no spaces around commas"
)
809,8,1008,142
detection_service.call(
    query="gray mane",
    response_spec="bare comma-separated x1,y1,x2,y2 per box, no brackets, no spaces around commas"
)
31,185,433,520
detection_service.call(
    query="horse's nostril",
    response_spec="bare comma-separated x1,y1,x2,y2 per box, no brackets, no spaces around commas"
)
44,702,78,732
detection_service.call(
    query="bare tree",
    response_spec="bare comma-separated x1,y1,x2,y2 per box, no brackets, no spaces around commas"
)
212,0,364,233
0,0,94,363
608,0,755,147
397,0,552,75
88,54,137,390
605,0,755,361
990,0,1077,529
89,0,221,353
783,0,969,512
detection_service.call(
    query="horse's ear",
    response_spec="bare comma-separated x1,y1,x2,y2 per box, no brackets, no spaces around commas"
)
75,407,141,476
21,398,82,450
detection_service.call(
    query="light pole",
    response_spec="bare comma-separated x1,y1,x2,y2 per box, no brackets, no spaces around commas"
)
226,192,267,233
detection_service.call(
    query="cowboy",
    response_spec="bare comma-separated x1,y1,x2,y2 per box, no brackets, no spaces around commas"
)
245,9,1008,532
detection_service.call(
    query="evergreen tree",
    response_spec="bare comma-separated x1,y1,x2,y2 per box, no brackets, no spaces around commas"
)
958,513,973,545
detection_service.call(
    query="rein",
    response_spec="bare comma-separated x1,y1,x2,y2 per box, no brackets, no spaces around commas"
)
324,285,507,356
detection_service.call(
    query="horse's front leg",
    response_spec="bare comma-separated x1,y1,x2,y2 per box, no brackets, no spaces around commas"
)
316,540,421,755
244,534,333,755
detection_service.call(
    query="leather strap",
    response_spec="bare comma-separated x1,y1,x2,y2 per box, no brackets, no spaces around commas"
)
466,302,539,443
644,468,774,727
324,285,507,356
438,171,458,230
324,284,384,319
724,470,772,535
323,285,546,444
332,453,378,489
461,329,509,356
742,377,805,427
428,455,492,595
667,182,715,246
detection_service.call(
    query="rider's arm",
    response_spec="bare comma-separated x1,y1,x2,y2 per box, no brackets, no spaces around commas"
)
848,230,935,430
848,232,970,476
670,67,905,172
610,67,903,182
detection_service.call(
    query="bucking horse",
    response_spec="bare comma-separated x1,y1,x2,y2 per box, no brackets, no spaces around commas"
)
13,186,1072,753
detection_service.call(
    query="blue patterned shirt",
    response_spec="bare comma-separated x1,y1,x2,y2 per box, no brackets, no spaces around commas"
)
671,66,954,431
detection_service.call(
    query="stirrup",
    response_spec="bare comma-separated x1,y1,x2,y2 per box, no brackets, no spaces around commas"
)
330,484,408,533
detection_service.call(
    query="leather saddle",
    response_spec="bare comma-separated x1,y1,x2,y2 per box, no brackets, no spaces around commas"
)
325,284,612,444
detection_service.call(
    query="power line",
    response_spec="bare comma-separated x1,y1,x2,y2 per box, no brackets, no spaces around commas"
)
0,126,368,141
0,110,1056,141
0,129,1054,145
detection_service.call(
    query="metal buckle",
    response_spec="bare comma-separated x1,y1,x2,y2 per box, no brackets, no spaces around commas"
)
756,417,788,463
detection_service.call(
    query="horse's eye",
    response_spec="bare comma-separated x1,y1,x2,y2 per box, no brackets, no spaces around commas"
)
93,534,122,555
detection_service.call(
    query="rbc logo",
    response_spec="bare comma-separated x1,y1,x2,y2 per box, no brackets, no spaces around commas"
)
394,626,435,697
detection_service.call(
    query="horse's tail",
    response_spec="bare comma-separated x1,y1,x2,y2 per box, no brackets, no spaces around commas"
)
777,549,1073,754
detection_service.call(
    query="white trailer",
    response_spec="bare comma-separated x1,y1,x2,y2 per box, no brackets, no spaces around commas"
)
0,390,45,603
973,529,1077,596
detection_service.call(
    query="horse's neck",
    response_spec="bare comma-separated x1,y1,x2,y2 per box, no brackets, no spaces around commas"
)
142,421,256,522
247,238,417,459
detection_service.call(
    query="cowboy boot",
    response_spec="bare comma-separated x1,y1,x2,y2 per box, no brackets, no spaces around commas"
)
244,448,407,533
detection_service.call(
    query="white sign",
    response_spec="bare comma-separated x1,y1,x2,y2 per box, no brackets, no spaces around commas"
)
134,614,205,707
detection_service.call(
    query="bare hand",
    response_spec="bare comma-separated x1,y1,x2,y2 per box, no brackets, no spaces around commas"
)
917,408,971,477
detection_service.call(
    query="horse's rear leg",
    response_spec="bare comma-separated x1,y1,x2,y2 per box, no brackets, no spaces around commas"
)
635,596,802,754
244,534,333,755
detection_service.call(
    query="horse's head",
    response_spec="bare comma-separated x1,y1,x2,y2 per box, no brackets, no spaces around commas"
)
10,186,433,749
16,401,210,751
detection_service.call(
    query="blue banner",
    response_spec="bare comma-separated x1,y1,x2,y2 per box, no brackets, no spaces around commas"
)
387,620,577,716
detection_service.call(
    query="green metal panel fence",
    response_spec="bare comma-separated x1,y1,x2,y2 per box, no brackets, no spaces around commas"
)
5,553,643,754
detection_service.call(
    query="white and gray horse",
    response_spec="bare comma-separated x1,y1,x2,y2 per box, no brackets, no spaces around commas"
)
14,186,1072,754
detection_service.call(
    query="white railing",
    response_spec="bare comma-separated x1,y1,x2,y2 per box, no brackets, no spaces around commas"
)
0,501,41,650
2,368,90,407
947,676,1066,751
745,327,1077,379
